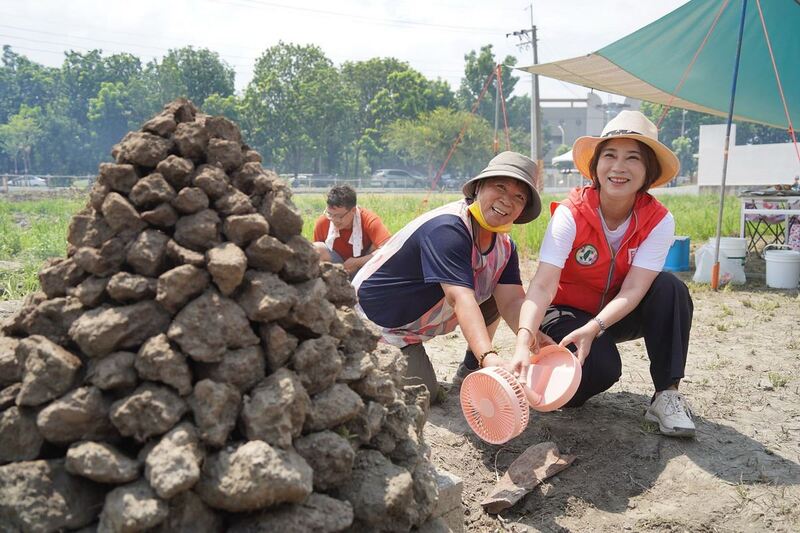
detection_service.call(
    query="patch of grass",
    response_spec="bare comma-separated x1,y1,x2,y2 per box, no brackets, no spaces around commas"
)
720,304,733,317
741,298,753,308
768,372,789,388
0,198,84,300
0,192,747,300
756,299,781,312
0,264,42,300
705,355,731,370
716,323,729,332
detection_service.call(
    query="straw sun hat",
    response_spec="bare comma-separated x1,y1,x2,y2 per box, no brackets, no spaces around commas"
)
572,110,680,189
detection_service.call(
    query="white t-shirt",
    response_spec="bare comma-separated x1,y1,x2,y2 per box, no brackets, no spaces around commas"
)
539,204,675,272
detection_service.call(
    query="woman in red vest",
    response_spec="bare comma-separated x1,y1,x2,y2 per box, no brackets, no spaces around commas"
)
512,111,695,437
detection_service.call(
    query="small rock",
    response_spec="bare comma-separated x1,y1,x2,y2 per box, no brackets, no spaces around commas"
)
98,479,169,532
65,441,140,484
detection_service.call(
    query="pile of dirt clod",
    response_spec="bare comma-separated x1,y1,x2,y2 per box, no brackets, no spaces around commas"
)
0,99,442,532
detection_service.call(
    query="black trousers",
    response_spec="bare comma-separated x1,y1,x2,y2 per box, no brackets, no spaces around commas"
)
540,272,693,407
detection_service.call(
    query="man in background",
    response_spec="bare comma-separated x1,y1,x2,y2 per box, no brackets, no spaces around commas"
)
313,185,391,276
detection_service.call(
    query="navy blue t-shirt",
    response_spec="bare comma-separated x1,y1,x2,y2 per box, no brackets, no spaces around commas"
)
357,214,521,328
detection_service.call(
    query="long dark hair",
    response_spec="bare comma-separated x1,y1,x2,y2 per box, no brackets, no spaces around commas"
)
588,139,661,192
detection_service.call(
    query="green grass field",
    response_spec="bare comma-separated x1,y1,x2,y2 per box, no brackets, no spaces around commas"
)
0,192,742,300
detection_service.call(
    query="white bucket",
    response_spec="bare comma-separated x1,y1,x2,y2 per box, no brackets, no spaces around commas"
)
764,245,800,289
708,237,747,267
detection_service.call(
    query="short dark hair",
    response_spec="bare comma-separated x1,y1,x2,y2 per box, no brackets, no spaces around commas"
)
327,185,357,209
588,139,662,192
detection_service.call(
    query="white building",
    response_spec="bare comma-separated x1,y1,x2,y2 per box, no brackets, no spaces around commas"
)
697,124,800,190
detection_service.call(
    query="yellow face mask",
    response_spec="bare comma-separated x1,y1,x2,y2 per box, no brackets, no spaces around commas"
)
468,200,514,234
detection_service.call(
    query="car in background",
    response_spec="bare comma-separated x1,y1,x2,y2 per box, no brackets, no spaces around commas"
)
370,169,426,188
438,174,465,191
291,173,338,188
8,176,47,187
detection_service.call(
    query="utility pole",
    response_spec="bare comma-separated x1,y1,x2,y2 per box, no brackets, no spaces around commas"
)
507,4,542,186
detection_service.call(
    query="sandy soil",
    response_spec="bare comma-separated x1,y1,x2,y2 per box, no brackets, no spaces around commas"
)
424,259,800,533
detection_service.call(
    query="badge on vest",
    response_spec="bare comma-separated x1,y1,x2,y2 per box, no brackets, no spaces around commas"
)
575,244,598,266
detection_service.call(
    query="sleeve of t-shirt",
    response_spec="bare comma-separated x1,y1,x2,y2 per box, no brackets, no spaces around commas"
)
498,242,522,285
538,205,577,268
361,209,392,249
419,219,474,289
312,215,329,242
632,212,675,271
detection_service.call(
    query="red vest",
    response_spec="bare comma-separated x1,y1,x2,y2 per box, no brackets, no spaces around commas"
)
552,187,668,314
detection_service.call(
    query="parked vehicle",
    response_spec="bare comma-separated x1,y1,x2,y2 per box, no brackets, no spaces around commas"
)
8,176,47,187
370,169,426,188
438,174,465,191
292,173,338,187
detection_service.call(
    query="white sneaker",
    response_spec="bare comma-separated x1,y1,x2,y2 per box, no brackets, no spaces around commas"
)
645,390,696,438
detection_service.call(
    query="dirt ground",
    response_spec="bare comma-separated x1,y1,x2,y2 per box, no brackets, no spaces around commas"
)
425,258,800,533
1,258,797,532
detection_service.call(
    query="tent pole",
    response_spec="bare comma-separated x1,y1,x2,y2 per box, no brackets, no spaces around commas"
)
712,0,748,290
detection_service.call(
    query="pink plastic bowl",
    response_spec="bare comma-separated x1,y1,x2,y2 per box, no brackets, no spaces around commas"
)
525,345,582,412
460,366,530,445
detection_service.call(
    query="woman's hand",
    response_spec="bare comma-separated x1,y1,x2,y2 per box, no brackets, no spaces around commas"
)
558,321,599,365
508,344,532,385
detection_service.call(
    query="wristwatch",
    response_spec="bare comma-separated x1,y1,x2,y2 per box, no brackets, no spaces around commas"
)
592,317,606,337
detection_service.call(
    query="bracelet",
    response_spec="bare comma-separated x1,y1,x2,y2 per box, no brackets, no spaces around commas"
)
477,349,498,368
517,326,538,348
592,317,607,337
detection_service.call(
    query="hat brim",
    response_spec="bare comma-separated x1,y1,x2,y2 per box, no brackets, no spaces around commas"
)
572,134,680,189
462,169,542,224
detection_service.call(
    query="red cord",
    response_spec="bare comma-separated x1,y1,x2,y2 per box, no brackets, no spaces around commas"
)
656,0,731,128
497,65,512,150
754,0,800,165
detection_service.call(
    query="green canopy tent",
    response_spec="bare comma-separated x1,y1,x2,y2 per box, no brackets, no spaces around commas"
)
521,0,800,288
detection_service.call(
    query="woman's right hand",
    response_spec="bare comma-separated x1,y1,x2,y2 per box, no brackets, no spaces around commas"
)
508,343,536,386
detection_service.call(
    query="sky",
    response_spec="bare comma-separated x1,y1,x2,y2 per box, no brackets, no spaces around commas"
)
0,0,689,104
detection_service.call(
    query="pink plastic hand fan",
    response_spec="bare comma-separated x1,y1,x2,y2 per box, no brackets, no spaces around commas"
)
525,345,582,412
459,366,530,444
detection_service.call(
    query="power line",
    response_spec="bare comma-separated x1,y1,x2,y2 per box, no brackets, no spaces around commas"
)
206,0,507,33
0,25,258,62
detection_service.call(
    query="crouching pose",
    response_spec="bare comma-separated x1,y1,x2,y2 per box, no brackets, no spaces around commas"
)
353,152,552,400
511,111,695,437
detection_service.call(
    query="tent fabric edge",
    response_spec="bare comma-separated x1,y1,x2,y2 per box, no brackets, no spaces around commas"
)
517,54,786,130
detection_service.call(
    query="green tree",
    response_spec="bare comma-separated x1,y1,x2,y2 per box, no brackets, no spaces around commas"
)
0,46,57,124
202,94,243,123
341,58,444,176
153,47,235,106
671,136,694,177
36,100,89,174
458,45,518,124
243,42,348,174
384,108,495,180
88,79,157,150
0,105,43,173
506,94,531,132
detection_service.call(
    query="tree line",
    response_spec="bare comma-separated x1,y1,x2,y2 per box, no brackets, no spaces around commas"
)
1,41,788,180
0,42,534,181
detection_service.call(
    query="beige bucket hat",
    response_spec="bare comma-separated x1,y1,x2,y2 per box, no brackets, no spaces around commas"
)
572,110,680,189
462,151,542,224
